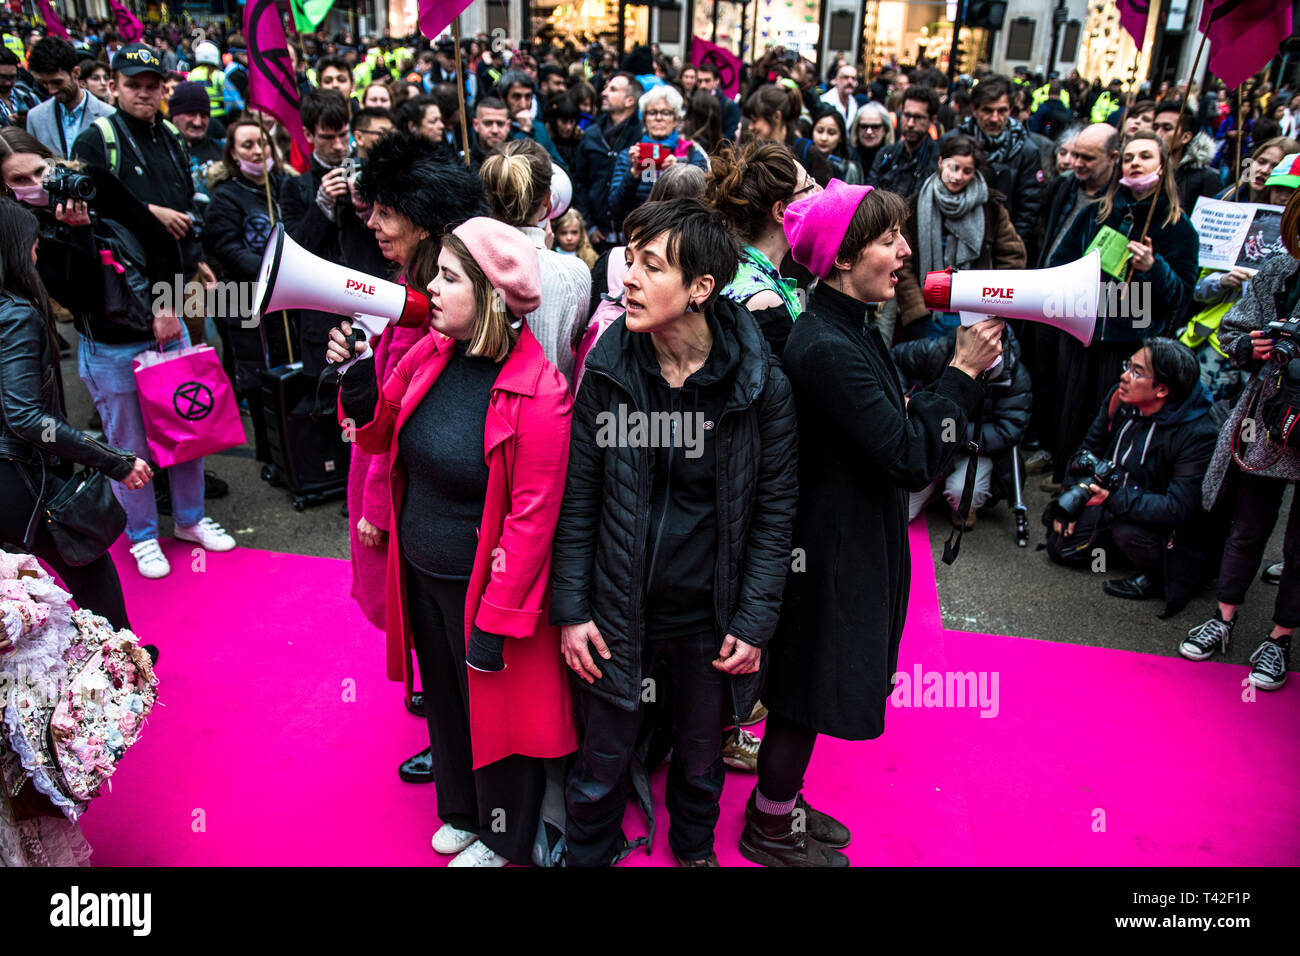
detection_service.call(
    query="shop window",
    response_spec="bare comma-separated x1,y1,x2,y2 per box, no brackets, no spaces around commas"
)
1005,18,1035,61
659,5,682,42
1060,20,1080,63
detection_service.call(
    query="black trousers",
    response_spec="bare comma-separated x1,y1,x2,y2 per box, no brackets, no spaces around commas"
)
404,561,545,864
1053,339,1130,483
1045,503,1164,577
1218,474,1300,627
0,460,131,631
565,631,728,866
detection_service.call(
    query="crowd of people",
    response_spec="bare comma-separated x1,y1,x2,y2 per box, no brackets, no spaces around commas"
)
0,13,1296,867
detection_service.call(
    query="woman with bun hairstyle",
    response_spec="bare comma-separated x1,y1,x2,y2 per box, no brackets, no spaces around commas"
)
479,139,590,387
346,133,488,782
745,181,1003,866
709,138,819,358
743,83,832,187
331,216,578,867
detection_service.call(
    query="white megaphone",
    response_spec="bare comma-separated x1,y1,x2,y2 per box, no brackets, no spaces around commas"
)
252,223,430,373
922,250,1100,368
547,164,572,220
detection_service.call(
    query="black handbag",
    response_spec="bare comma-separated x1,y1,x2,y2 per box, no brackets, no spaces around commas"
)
21,459,127,567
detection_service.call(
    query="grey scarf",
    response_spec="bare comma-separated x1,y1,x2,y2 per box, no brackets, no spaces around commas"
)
916,171,989,286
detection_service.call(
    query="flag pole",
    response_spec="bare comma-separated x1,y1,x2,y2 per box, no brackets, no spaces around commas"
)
1124,26,1209,284
260,123,295,364
452,16,471,168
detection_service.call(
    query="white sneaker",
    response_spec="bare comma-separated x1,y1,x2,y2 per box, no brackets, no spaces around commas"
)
448,839,508,868
431,823,478,855
174,517,236,552
129,539,171,579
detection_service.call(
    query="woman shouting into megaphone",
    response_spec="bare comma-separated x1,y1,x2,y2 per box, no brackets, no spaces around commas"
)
331,215,577,868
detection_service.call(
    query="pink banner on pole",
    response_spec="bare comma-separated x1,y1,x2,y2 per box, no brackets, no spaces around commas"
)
245,0,311,162
36,0,69,40
1117,0,1150,50
691,36,742,100
108,0,144,44
417,0,473,41
1198,0,1293,90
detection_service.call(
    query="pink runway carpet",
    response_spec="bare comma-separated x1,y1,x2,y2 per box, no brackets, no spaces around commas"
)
78,526,1300,866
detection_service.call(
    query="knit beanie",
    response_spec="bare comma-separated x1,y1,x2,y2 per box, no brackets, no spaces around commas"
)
168,81,210,117
449,217,542,317
784,179,874,279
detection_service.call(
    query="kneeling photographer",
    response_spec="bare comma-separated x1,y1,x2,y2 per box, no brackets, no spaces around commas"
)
1190,197,1300,691
1045,337,1219,615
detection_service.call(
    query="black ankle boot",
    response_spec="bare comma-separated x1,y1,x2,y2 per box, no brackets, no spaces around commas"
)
738,790,849,867
796,794,851,848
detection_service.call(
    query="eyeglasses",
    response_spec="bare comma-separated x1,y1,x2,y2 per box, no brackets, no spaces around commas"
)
1120,359,1149,380
793,182,817,196
861,123,884,131
644,109,677,120
902,112,930,124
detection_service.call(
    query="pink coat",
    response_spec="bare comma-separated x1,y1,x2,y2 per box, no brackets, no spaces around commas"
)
343,324,579,769
347,321,429,630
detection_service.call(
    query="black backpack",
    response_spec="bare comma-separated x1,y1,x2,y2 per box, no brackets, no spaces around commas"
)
93,217,155,335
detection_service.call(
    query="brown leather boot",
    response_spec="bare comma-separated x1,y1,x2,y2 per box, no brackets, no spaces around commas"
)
738,790,850,867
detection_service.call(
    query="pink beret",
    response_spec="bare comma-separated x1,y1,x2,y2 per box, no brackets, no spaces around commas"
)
449,217,542,317
784,179,875,280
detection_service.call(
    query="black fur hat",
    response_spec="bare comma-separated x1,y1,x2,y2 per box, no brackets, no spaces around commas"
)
357,132,488,235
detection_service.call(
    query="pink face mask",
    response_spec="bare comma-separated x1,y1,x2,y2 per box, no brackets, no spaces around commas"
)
1120,170,1160,192
10,183,49,207
239,158,267,178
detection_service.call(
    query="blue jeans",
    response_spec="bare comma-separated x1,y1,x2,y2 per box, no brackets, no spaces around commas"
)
78,331,205,543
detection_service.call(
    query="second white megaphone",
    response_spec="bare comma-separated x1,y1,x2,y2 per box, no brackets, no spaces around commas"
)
252,223,430,371
922,250,1101,347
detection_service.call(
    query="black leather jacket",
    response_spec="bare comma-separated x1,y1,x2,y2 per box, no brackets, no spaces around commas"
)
0,292,134,479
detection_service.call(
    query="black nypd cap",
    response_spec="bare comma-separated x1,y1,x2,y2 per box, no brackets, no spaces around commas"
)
111,42,167,77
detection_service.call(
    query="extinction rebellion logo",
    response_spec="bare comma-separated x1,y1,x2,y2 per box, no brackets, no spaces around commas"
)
172,381,214,421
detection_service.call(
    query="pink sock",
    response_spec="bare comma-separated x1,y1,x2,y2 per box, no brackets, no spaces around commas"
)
755,788,797,816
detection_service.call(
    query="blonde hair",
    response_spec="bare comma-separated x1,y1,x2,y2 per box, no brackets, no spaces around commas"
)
479,139,551,227
1098,130,1181,228
553,207,597,267
441,233,520,362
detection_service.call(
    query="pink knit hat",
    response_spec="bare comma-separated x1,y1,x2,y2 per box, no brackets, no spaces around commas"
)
449,217,542,317
784,179,875,280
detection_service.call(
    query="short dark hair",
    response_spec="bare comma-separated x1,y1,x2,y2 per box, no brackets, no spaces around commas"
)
351,106,393,132
902,86,940,118
496,69,535,98
836,188,908,268
538,63,565,84
28,36,80,75
1144,338,1198,405
971,75,1012,109
300,88,351,133
476,95,508,117
696,61,718,78
608,71,644,99
623,199,740,310
78,58,106,80
396,94,439,132
1153,100,1196,137
315,55,351,82
0,48,19,68
939,133,989,177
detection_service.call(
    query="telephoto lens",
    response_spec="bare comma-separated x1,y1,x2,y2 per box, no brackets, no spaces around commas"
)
1049,452,1121,526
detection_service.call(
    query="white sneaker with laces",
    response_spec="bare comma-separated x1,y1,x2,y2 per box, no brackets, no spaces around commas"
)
448,839,508,868
129,538,171,579
431,823,477,855
174,517,236,552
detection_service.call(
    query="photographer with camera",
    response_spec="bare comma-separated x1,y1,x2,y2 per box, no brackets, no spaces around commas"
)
280,88,387,377
1186,192,1300,690
1045,338,1219,616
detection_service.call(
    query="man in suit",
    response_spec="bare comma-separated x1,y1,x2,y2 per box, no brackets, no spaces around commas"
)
25,36,115,157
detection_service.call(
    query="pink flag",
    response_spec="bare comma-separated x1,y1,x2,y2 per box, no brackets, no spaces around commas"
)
691,37,741,100
1116,0,1151,51
418,0,473,41
245,0,311,163
36,0,69,40
109,0,144,44
1199,0,1293,90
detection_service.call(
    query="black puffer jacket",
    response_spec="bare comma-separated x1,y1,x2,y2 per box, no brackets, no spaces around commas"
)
549,297,799,720
891,326,1032,504
0,292,134,480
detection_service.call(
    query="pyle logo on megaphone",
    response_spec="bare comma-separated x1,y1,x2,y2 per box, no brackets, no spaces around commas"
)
982,286,1015,303
344,278,378,298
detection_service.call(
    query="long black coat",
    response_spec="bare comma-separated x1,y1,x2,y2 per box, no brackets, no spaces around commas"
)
766,284,985,740
549,298,798,722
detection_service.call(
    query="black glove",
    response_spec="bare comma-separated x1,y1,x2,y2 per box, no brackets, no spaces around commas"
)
466,626,506,672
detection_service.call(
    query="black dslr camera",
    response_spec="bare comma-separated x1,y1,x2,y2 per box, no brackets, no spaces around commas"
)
43,165,96,204
1266,317,1300,368
1049,451,1123,526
